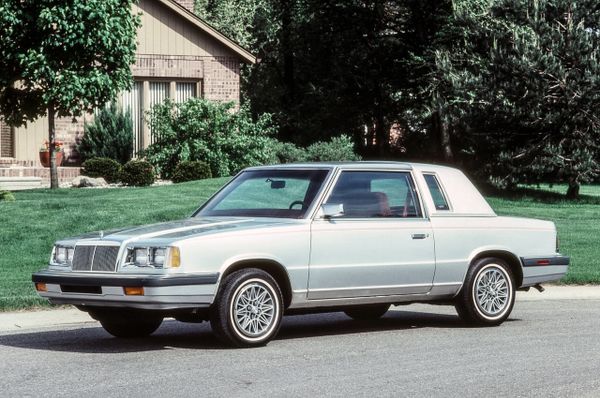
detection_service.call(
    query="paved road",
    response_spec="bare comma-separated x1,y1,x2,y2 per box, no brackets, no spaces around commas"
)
1,300,599,397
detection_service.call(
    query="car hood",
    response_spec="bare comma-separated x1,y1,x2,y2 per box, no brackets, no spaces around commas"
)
57,217,300,246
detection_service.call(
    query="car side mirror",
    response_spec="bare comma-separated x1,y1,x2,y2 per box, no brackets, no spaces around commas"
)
321,203,344,218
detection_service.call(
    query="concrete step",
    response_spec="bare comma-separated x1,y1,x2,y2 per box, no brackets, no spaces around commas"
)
0,176,43,190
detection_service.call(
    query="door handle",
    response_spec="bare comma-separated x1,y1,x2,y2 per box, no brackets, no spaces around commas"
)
411,233,428,240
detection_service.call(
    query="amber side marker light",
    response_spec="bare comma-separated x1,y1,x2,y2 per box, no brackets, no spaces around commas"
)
124,287,144,296
35,283,47,292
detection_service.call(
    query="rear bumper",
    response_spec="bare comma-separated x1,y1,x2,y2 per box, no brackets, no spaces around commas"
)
32,270,219,310
520,255,569,287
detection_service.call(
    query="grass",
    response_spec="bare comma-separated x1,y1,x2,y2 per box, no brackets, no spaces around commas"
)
0,179,598,311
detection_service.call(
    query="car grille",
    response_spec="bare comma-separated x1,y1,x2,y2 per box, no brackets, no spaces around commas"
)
72,245,120,272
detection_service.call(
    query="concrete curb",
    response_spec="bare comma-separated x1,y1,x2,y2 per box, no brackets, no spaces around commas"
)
1,286,599,333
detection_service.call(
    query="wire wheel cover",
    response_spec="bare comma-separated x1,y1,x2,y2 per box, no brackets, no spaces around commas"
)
475,267,510,316
233,282,276,337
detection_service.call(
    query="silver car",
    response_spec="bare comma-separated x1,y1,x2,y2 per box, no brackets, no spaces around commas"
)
33,162,569,347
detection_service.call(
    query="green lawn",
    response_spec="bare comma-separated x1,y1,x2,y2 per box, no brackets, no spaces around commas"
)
0,180,598,311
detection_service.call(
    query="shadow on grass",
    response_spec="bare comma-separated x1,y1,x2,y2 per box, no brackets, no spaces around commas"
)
0,310,511,353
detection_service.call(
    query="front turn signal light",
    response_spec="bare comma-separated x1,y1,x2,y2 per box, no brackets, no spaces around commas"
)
35,283,48,292
124,287,144,296
167,247,181,268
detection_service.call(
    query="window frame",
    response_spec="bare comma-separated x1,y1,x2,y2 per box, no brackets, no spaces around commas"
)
422,172,452,212
317,169,426,220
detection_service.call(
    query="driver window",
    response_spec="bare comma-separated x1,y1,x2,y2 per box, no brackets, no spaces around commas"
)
326,171,422,218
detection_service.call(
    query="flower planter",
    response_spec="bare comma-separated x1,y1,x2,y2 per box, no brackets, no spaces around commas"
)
39,151,64,168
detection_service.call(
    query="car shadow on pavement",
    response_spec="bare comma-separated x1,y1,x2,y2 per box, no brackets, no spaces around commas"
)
0,310,520,353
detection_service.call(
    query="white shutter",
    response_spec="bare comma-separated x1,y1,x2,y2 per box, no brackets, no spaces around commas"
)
149,82,170,144
121,82,143,157
175,82,197,103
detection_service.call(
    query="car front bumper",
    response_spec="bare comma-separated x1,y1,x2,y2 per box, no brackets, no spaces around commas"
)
32,270,219,310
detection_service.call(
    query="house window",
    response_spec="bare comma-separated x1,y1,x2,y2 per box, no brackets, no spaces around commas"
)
120,80,200,156
0,121,14,158
121,81,144,156
175,82,197,103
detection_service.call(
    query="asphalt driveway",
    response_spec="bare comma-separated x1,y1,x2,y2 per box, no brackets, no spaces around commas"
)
1,299,599,397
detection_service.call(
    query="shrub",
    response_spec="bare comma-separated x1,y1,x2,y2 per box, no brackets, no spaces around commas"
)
172,161,212,183
143,98,278,178
304,135,361,162
271,140,307,163
120,160,155,187
78,102,134,164
0,191,16,202
81,157,122,183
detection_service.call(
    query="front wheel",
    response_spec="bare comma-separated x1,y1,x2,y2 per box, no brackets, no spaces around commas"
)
210,268,283,347
455,257,515,326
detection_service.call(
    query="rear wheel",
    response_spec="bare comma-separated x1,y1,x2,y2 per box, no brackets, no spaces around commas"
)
210,268,283,347
344,304,390,320
455,257,515,326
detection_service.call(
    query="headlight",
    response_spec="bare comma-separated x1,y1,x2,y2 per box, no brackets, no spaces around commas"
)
51,245,74,266
124,247,178,269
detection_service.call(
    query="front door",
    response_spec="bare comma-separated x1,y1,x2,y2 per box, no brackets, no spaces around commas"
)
308,170,436,300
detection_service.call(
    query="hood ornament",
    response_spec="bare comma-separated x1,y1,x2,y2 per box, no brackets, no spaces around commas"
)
99,230,104,239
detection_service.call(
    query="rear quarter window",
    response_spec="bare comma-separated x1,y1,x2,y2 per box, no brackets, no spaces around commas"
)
423,174,450,211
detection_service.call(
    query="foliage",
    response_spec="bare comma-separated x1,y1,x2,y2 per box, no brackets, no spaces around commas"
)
304,135,362,162
143,98,277,178
0,0,140,188
0,190,15,202
81,157,122,183
79,103,134,164
271,141,308,164
429,0,600,194
172,161,212,183
120,160,155,187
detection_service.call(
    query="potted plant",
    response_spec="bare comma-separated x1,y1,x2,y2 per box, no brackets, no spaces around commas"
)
39,141,64,168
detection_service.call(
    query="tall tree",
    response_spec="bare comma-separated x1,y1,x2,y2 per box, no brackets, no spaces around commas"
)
428,0,600,196
0,0,140,188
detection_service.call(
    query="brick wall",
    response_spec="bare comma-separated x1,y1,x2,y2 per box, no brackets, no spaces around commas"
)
0,119,13,158
0,166,81,184
54,116,86,165
203,56,241,105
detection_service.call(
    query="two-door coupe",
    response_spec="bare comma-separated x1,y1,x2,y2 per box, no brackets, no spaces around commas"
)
33,162,569,346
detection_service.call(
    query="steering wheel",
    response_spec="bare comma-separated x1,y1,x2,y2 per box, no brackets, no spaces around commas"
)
289,200,305,210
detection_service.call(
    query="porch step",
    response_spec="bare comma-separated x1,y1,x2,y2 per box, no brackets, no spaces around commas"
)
0,166,81,189
0,177,43,191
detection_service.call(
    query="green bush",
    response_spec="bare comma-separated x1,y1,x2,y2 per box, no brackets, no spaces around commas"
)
78,102,134,164
120,160,155,187
271,140,307,163
0,191,16,202
304,135,361,162
81,157,122,183
172,161,212,183
143,98,278,178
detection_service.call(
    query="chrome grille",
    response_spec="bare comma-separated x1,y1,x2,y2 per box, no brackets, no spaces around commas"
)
72,245,119,272
72,246,95,271
92,246,120,272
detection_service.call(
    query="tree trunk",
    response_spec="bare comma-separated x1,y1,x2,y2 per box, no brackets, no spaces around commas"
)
440,116,454,162
48,104,59,189
566,176,580,200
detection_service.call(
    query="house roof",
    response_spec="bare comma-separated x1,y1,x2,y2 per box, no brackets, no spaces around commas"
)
159,0,256,64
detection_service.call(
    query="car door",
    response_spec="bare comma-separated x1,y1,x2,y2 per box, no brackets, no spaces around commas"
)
308,170,435,300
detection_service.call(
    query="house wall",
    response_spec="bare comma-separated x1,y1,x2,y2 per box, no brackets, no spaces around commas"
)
11,0,244,165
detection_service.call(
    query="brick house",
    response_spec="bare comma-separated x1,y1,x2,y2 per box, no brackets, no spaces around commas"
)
0,0,254,184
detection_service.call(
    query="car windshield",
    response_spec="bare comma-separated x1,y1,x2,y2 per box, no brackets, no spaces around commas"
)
195,169,330,218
